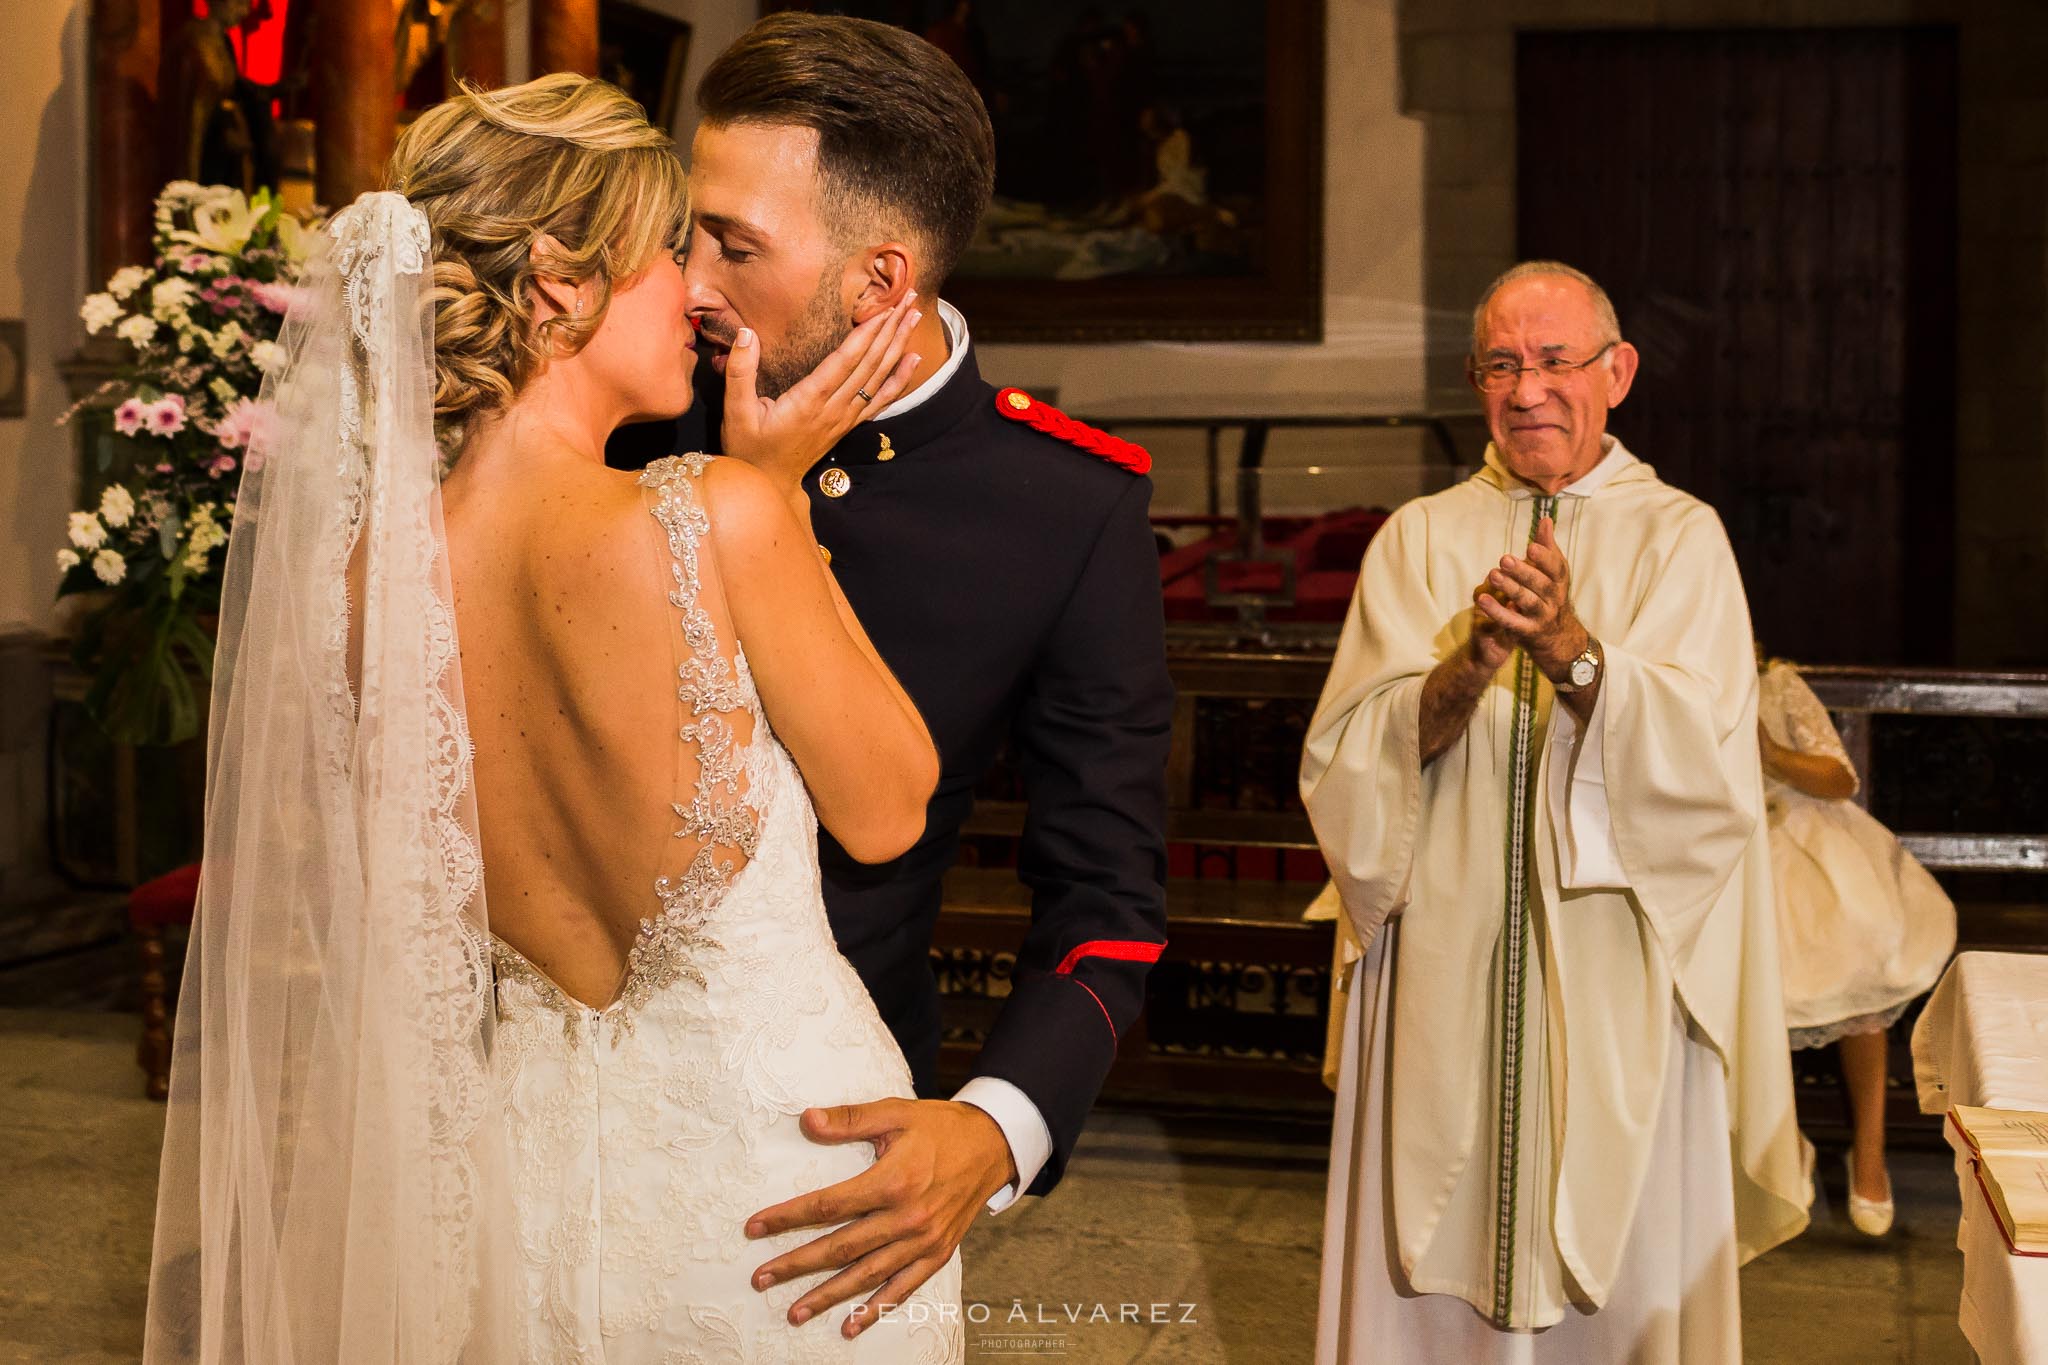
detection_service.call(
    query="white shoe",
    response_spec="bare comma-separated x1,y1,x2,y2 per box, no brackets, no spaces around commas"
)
1845,1152,1894,1237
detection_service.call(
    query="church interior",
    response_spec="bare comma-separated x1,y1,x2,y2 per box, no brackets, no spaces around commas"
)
1,0,2045,1360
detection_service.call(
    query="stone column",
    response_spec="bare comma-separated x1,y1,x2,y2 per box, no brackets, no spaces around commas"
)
531,0,598,78
447,0,508,89
313,0,398,208
90,0,161,277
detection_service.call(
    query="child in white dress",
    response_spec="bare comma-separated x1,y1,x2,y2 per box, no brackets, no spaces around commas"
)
1758,658,1956,1235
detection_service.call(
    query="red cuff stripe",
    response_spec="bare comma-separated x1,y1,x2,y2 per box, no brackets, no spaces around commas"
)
1069,976,1118,1045
1054,939,1167,976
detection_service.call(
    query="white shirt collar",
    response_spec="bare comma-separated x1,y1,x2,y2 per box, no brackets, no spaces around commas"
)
870,299,969,422
1489,433,1638,500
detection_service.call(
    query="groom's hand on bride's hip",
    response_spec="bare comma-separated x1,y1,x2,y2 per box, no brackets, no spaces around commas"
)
743,1097,1016,1339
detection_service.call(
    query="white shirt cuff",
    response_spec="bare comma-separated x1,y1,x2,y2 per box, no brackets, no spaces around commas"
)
1547,685,1630,890
954,1076,1053,1213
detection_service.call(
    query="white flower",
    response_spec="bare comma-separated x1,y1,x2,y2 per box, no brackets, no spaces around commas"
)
208,321,246,358
107,266,152,300
115,314,159,348
91,548,127,585
98,485,136,528
151,277,199,323
67,511,107,551
55,548,80,572
158,181,206,209
80,293,123,334
250,339,288,373
170,192,259,254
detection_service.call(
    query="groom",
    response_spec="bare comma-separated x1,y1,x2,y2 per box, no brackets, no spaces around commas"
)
639,12,1173,1336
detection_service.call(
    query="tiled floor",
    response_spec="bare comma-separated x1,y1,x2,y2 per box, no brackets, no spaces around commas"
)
0,1007,1981,1363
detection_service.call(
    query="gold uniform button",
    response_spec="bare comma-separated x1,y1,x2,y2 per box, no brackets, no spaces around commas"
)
820,467,852,498
877,433,896,462
1005,391,1032,411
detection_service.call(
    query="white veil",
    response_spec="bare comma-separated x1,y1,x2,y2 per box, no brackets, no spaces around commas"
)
145,191,514,1362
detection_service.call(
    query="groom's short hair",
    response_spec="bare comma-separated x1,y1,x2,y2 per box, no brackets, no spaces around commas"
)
697,13,996,291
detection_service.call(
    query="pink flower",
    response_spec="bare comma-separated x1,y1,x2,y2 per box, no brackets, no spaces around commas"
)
248,281,303,315
113,398,148,436
208,454,238,478
243,450,266,473
154,463,174,474
213,397,272,452
143,394,187,437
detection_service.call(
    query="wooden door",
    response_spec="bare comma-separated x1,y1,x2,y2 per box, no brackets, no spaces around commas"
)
1516,27,1957,664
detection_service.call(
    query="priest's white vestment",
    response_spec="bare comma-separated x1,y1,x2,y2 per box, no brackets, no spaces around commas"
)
1303,439,1810,1362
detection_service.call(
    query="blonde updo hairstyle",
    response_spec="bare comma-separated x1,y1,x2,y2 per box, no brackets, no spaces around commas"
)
387,74,688,448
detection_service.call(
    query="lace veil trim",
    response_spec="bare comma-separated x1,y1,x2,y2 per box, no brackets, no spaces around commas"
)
145,192,512,1362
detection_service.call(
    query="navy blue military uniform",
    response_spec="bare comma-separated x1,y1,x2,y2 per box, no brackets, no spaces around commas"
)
613,341,1172,1197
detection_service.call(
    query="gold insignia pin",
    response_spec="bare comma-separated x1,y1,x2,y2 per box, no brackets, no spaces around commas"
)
877,433,896,462
1006,391,1032,411
820,466,852,498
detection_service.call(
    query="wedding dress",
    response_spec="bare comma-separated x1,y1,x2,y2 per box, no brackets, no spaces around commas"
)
489,454,963,1360
144,192,961,1364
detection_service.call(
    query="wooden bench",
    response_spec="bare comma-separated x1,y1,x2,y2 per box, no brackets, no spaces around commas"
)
933,649,2048,1123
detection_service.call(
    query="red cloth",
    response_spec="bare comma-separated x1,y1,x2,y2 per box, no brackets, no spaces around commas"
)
129,862,201,929
1156,508,1389,623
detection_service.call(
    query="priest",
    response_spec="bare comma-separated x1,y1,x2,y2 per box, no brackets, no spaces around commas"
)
1303,261,1810,1362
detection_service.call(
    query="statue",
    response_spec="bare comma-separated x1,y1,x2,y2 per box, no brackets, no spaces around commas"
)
164,0,284,194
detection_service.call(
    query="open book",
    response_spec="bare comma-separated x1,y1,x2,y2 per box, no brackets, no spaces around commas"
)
1948,1105,2048,1256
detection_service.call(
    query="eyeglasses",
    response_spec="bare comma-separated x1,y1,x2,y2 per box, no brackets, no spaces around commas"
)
1468,342,1617,393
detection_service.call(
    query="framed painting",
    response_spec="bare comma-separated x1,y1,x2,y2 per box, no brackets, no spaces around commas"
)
763,1,1326,342
599,0,693,133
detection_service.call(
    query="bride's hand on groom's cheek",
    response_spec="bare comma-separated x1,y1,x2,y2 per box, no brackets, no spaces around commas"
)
743,1097,1018,1338
720,295,925,506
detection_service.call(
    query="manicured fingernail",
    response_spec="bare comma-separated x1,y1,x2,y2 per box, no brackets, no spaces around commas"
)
909,353,923,367
790,1307,811,1326
910,310,924,326
736,327,754,347
906,289,919,304
746,1219,766,1238
754,1271,775,1291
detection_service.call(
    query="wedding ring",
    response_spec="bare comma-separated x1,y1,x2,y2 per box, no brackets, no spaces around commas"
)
855,388,875,403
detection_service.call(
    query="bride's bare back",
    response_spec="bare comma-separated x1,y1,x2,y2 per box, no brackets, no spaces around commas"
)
441,432,933,1009
440,453,707,1005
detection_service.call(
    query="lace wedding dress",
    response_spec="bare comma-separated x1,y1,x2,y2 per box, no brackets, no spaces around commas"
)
487,454,964,1362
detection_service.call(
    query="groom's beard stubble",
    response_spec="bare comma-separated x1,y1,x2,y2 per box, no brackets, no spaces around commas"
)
715,272,851,400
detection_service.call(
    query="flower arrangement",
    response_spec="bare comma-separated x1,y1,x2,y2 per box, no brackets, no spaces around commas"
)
58,181,316,745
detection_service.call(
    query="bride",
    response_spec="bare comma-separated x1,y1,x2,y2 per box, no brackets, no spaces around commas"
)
144,75,963,1361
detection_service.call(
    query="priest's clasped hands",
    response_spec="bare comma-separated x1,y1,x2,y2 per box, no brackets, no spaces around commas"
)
1470,515,1593,692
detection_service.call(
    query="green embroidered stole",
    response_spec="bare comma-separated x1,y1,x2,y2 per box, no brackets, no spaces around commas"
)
1490,493,1556,1325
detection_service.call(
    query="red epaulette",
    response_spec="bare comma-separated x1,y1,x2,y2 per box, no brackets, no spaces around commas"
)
994,388,1151,475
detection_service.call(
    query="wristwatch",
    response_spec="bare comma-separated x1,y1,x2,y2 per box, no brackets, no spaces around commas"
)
1554,637,1602,694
